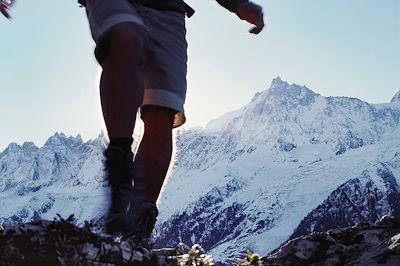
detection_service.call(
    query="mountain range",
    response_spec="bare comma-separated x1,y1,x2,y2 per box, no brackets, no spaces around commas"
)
1,78,399,264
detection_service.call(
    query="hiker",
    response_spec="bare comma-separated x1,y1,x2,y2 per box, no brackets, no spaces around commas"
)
1,0,264,240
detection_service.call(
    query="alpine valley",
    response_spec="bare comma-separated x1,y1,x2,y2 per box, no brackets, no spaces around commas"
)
1,78,400,264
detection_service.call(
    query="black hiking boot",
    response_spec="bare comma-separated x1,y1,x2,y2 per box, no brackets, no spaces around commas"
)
104,146,158,241
104,146,136,235
125,201,159,242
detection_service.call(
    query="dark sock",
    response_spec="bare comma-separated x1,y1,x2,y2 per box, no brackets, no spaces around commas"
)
109,137,133,152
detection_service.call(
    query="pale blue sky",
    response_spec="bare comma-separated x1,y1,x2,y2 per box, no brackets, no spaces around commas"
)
0,0,399,150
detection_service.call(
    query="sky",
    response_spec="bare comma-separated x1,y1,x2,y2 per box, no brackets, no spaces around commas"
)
0,0,399,151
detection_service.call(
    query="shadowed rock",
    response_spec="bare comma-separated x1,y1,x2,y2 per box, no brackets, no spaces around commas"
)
0,215,181,266
263,216,400,266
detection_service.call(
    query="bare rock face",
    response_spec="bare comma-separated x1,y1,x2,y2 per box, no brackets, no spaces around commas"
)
262,216,400,266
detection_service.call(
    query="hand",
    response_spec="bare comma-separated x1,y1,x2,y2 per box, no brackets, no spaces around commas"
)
1,0,12,19
236,1,264,34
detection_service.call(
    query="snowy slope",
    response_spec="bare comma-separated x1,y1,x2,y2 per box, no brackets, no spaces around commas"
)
1,78,400,265
155,78,400,263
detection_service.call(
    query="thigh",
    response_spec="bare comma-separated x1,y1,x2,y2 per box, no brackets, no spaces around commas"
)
85,0,146,44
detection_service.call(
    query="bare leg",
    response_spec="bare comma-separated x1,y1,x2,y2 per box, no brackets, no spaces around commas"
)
99,22,148,234
99,22,147,139
135,106,176,203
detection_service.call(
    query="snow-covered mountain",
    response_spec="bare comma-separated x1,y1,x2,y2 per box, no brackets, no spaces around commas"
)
1,78,399,265
0,133,108,225
155,78,400,263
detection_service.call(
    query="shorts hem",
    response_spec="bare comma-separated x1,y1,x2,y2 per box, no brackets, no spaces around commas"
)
142,88,186,128
94,14,145,43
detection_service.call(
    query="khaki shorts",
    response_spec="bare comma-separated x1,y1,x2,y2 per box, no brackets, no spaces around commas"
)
85,0,188,128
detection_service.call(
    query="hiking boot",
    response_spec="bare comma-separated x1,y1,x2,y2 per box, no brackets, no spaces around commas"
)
125,201,159,240
104,146,136,234
103,146,157,239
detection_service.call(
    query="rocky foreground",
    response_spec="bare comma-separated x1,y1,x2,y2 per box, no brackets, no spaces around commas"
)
1,215,400,265
262,216,400,266
0,215,214,266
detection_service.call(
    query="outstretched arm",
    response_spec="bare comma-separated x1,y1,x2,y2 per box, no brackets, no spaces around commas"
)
216,0,264,34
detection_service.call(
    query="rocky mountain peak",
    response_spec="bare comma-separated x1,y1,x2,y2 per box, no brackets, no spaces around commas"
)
4,142,21,153
267,78,318,106
200,78,400,158
21,142,38,152
250,77,317,106
208,78,319,132
43,132,83,149
270,76,289,89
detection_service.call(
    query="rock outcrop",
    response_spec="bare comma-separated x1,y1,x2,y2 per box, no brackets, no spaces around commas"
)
263,216,400,266
0,215,214,266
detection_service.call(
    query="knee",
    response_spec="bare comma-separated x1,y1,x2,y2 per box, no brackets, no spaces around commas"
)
97,22,147,66
142,106,176,133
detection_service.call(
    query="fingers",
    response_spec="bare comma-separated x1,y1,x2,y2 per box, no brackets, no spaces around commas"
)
0,3,11,19
236,2,265,35
0,10,10,19
249,25,263,34
249,14,264,34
